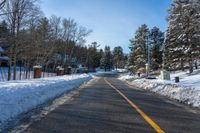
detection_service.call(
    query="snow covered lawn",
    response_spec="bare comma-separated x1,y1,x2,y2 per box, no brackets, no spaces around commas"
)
112,69,128,73
0,74,92,127
119,71,200,108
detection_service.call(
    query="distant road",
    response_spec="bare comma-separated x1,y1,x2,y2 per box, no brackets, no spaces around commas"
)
21,73,200,133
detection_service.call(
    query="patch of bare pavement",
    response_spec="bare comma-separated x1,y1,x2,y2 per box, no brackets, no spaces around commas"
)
10,74,200,133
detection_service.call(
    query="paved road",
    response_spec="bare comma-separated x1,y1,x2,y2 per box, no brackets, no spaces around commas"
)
23,74,200,133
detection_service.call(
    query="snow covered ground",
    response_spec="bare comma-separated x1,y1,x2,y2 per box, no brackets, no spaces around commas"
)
119,70,200,108
118,74,136,80
0,73,94,128
112,68,128,73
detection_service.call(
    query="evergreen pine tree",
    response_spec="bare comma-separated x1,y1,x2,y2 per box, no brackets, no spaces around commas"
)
100,46,113,71
163,0,200,73
129,24,149,71
149,27,164,70
86,42,102,71
0,20,9,39
113,46,124,69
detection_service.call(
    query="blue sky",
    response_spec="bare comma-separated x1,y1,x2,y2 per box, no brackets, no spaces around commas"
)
41,0,172,53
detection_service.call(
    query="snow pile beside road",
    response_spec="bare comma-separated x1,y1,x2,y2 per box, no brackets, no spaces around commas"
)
119,73,200,108
0,74,92,127
118,74,135,80
132,79,200,107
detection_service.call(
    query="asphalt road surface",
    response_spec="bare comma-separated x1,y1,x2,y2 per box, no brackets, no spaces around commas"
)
21,74,200,133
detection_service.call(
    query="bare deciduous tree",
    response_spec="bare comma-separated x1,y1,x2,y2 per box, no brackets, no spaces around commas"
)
2,0,40,80
61,18,92,68
0,0,6,10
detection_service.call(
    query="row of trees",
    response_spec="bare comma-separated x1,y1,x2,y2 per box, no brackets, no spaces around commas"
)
86,43,127,71
129,0,200,74
3,0,198,79
0,0,127,80
0,0,91,80
163,0,200,73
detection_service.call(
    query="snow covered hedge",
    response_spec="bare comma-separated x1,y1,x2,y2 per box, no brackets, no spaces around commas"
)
0,74,92,127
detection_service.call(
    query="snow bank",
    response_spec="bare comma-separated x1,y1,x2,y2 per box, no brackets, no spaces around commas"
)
0,74,92,127
119,74,200,108
112,69,128,73
118,74,135,80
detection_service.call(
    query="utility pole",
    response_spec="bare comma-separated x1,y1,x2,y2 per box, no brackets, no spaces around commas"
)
146,34,150,77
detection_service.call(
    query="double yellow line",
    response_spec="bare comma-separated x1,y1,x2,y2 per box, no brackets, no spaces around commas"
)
104,78,165,133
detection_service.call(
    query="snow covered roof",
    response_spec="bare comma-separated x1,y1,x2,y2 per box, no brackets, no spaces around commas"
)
33,65,42,68
56,66,64,70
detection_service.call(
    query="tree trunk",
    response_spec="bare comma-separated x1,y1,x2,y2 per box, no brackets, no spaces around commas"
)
29,67,31,79
189,61,193,74
25,67,28,79
45,64,48,77
13,55,17,80
19,62,22,80
181,59,184,71
195,61,198,69
7,61,11,81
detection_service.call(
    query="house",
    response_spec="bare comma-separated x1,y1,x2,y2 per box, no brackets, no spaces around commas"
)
0,46,4,54
0,46,9,66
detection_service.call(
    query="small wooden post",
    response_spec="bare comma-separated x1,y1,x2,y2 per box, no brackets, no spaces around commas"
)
66,66,72,74
56,66,64,76
33,66,42,79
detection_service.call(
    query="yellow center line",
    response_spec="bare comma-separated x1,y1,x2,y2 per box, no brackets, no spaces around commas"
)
104,78,165,133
